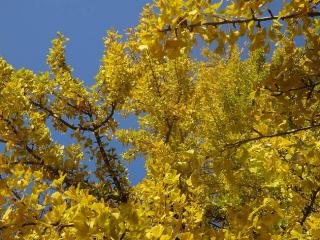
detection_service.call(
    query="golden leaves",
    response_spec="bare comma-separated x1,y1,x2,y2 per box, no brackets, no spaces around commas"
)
135,0,320,58
51,173,66,189
1,0,320,239
47,32,71,74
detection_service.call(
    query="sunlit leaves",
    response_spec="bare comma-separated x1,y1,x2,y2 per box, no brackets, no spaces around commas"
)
136,0,320,57
1,0,320,239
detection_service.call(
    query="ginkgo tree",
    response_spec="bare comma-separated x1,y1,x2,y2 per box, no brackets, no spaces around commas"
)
1,0,320,239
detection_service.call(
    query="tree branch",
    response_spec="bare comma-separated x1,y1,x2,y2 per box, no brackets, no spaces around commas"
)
299,187,320,226
92,102,117,131
93,131,128,202
31,100,94,131
265,80,320,97
0,221,75,234
161,11,320,33
225,123,320,148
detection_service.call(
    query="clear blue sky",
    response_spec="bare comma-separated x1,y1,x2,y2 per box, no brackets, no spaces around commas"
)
0,0,150,185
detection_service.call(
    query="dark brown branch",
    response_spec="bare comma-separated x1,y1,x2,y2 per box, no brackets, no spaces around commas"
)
120,230,127,240
32,97,116,133
0,221,75,233
267,9,274,18
299,187,320,226
161,11,320,33
252,127,263,137
0,105,124,202
31,100,94,131
0,175,23,204
94,131,128,202
225,123,320,148
25,145,43,163
21,222,37,228
54,92,92,116
164,118,173,143
65,100,92,116
23,147,61,177
92,102,117,131
0,115,67,182
265,81,320,97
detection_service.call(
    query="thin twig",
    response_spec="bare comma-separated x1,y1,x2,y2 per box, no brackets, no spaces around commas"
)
225,123,320,148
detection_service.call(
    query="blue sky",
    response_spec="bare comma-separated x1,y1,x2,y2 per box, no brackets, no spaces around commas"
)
0,0,149,82
0,0,150,185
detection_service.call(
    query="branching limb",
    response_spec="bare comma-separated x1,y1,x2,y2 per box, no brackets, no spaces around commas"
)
299,187,320,226
161,11,320,33
225,123,320,148
93,131,128,202
31,100,94,131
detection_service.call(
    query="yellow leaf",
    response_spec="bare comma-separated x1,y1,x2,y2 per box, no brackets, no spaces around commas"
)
2,206,12,221
138,45,149,51
188,9,198,16
147,225,165,239
51,173,66,188
112,212,120,220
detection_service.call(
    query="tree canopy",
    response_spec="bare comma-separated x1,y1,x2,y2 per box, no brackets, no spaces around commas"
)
0,0,320,239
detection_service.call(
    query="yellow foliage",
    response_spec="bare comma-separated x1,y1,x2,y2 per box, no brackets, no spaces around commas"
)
1,1,320,239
